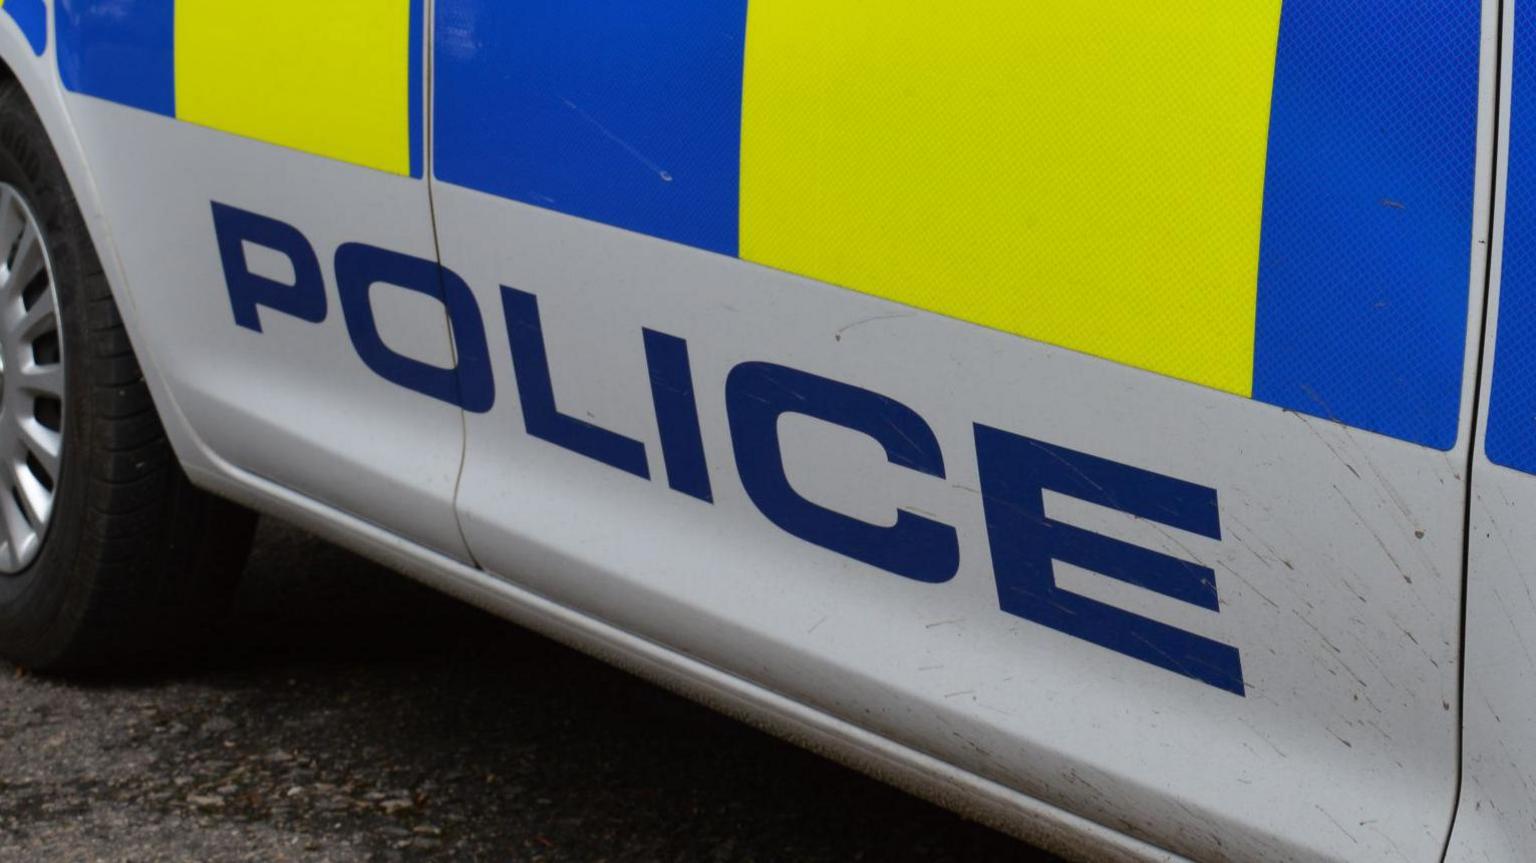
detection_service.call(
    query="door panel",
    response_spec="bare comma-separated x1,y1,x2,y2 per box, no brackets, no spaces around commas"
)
53,0,470,557
1450,1,1536,859
433,2,1495,859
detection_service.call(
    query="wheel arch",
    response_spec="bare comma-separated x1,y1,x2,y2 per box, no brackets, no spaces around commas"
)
0,13,228,485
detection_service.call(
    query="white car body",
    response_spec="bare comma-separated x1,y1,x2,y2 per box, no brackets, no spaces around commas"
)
3,2,1533,860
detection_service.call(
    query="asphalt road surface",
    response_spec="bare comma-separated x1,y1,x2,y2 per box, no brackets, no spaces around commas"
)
0,517,1063,862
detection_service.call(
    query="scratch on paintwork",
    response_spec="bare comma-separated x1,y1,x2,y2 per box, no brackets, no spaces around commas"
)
881,415,925,460
925,618,965,629
1296,412,1368,490
1331,577,1368,605
1297,384,1346,427
1025,439,1107,496
1290,608,1344,655
1354,446,1426,540
1290,609,1372,690
1316,804,1361,844
806,615,828,634
560,97,674,182
1359,716,1393,743
1495,589,1536,670
833,312,913,341
1357,821,1415,863
1062,769,1107,801
1333,484,1412,584
1332,421,1443,586
1127,631,1231,691
1238,716,1288,758
1503,535,1536,611
1141,521,1213,569
1294,414,1430,585
1223,511,1294,572
946,730,994,761
1216,560,1280,611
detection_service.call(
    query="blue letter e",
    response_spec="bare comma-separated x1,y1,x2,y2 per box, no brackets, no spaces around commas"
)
974,425,1245,695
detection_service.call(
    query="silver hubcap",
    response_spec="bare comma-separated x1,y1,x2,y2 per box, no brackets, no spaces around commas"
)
0,184,64,573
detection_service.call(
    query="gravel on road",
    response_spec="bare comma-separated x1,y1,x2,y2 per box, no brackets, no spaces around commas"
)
0,517,1059,863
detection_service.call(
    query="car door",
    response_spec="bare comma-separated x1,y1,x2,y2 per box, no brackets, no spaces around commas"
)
1450,1,1536,859
430,3,1494,860
51,0,471,558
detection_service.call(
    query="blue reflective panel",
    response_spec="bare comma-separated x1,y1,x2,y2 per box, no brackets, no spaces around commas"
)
432,0,748,255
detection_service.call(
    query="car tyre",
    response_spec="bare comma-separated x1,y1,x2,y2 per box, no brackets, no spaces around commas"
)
0,78,256,671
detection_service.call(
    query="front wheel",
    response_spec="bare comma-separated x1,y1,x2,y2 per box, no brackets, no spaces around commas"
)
0,79,256,671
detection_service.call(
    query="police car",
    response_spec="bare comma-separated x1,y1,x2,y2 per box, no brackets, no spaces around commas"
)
0,1,1530,860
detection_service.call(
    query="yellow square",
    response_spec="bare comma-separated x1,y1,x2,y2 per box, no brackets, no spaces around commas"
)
740,2,1283,395
175,0,414,175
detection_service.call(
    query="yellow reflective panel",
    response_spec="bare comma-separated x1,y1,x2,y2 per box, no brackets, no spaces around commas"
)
740,2,1283,396
174,0,413,175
